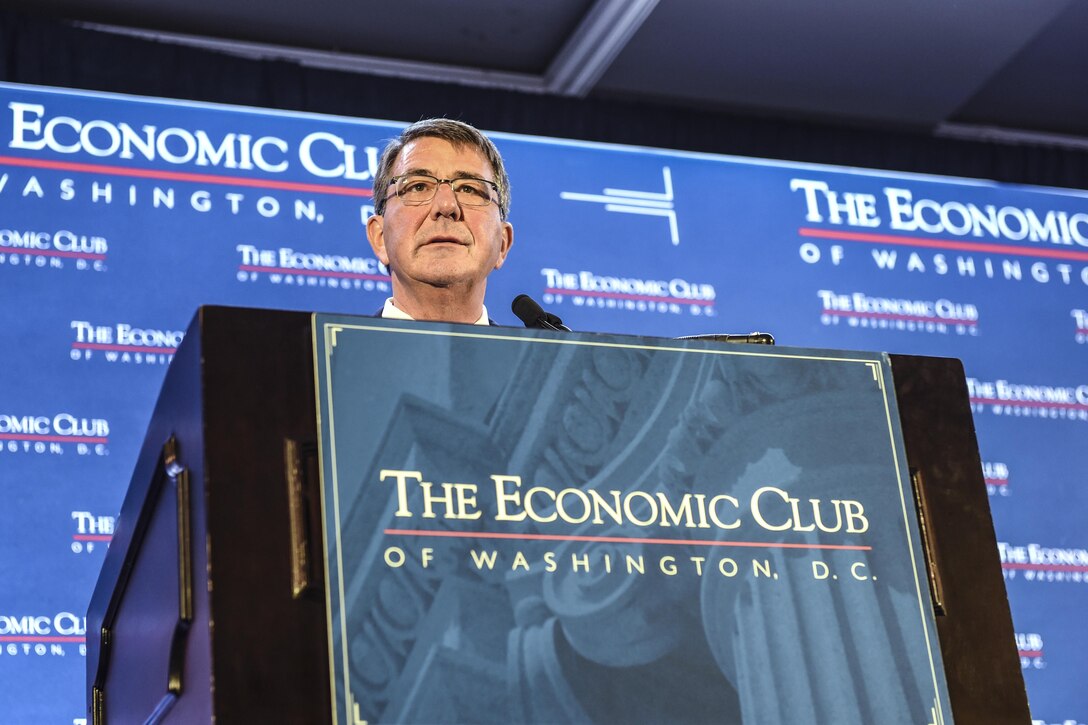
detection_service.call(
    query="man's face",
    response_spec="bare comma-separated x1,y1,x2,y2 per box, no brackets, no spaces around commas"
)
367,137,513,299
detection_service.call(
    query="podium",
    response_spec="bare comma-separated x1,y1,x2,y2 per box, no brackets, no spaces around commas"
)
87,306,1029,724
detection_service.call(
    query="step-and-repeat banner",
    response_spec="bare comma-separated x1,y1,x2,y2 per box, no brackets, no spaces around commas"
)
0,82,1083,724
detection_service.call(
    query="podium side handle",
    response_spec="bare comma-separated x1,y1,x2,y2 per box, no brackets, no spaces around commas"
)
910,468,946,616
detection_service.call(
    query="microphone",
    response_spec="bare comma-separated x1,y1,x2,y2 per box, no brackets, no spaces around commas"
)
512,294,571,331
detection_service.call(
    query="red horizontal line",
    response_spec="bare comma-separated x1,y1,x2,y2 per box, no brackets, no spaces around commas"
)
984,478,1008,486
74,534,113,542
971,397,1087,410
1018,650,1043,657
1003,562,1088,572
0,154,373,198
544,287,715,306
821,308,977,325
0,635,85,643
73,342,176,354
1077,328,1088,334
0,433,108,443
799,227,1088,262
0,246,106,261
239,264,389,281
384,528,872,551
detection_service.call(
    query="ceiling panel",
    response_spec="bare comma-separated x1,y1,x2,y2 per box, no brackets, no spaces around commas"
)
949,1,1088,137
594,0,1074,127
11,0,594,73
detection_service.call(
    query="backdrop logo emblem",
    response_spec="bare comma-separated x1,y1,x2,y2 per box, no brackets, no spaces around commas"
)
999,541,1088,583
71,511,114,554
967,378,1088,422
560,167,679,245
0,413,111,456
1073,308,1088,344
0,612,87,657
817,289,979,336
70,320,182,365
235,243,390,291
982,461,1010,498
1015,632,1046,670
540,267,715,317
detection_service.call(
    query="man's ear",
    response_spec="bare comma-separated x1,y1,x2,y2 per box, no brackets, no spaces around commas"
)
493,221,514,270
366,214,389,265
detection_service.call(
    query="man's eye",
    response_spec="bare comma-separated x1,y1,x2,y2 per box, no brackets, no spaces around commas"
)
456,182,488,198
406,180,433,193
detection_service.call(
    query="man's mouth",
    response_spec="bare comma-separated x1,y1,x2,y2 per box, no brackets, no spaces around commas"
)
423,236,467,247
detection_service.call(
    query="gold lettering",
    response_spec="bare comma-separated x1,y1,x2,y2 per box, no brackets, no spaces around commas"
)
622,491,658,526
842,500,869,533
588,489,623,525
707,494,741,529
525,486,558,523
750,486,792,531
469,550,498,570
656,492,701,527
452,482,482,520
692,493,709,528
659,555,677,575
378,469,420,518
383,546,405,568
492,474,526,522
556,488,591,524
419,481,450,519
812,499,843,533
788,498,815,532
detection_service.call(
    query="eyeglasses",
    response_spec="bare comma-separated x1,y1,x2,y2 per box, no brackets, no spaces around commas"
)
385,174,500,208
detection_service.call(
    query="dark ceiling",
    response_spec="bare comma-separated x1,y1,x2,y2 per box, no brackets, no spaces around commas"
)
11,0,1088,146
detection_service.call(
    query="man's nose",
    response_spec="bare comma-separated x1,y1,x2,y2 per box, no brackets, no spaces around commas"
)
431,181,462,218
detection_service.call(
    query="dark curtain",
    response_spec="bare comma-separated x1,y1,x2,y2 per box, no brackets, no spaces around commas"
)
3,10,1087,191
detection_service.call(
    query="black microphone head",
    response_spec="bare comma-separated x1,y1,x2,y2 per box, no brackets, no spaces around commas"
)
512,294,546,327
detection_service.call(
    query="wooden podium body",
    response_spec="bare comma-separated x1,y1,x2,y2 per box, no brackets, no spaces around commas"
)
86,306,1029,724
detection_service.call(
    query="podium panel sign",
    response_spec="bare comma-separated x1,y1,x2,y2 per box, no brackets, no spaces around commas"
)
313,316,952,724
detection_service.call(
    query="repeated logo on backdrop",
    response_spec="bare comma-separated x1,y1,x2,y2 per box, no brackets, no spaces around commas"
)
1000,541,1088,584
69,320,183,364
70,510,114,555
539,266,717,318
968,378,1088,422
234,243,390,292
1,82,1086,722
0,611,87,658
983,460,1012,498
1017,631,1046,670
791,178,1088,288
816,289,980,336
0,413,110,457
0,227,108,272
1073,309,1088,344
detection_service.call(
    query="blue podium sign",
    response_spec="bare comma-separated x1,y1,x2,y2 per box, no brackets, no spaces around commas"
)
314,316,952,725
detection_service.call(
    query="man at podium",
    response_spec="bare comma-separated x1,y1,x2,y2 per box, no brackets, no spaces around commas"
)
366,118,514,324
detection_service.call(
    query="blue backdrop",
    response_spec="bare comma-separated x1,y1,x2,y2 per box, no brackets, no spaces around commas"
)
0,82,1084,724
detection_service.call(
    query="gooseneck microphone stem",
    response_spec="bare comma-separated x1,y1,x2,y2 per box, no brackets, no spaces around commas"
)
676,332,776,345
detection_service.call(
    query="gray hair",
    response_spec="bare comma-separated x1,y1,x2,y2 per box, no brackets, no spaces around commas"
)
372,118,511,220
